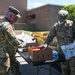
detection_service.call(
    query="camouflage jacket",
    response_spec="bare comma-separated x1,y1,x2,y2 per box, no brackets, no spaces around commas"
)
0,18,25,67
0,18,26,49
45,20,75,46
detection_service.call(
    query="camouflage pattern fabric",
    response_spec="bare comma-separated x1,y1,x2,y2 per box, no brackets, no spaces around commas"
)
6,45,21,75
45,19,75,75
61,56,75,75
0,18,26,75
0,65,9,75
45,20,74,46
69,56,75,75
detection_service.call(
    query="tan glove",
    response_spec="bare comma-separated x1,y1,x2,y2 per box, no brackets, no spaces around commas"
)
40,43,48,50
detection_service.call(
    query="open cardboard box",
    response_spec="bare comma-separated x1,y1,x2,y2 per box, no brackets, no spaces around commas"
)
23,42,37,52
28,46,52,61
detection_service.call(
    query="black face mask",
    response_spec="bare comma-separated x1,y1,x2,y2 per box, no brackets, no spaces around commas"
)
57,15,67,22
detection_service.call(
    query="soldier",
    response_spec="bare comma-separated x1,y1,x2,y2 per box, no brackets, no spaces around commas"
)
42,10,75,75
0,6,26,75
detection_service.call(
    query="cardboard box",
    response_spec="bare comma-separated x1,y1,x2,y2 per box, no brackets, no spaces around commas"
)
27,42,37,47
23,42,37,52
28,47,52,61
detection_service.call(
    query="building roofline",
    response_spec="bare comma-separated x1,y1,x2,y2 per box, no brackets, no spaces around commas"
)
27,4,64,11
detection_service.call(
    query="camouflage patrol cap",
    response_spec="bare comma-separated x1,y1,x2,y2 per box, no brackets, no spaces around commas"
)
8,6,21,18
58,10,68,17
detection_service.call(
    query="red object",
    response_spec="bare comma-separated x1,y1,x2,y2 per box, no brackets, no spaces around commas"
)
30,47,41,51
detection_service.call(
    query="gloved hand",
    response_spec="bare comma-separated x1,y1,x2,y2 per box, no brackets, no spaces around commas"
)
18,41,27,52
19,40,27,48
18,47,28,52
40,43,48,50
18,48,24,52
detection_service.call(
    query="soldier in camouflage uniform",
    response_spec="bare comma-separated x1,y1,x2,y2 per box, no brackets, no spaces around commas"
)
42,10,75,75
0,6,26,75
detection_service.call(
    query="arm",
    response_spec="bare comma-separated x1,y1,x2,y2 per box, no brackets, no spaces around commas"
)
2,23,26,48
73,22,75,39
41,25,56,50
45,25,56,46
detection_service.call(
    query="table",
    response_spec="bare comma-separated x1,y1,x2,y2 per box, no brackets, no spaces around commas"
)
18,52,66,75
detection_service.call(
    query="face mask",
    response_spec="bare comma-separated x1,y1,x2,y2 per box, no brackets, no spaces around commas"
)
58,15,66,22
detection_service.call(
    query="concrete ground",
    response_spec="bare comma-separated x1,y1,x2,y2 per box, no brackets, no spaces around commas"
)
9,52,61,75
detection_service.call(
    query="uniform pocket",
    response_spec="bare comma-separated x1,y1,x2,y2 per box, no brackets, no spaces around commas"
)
0,65,9,73
0,48,9,58
0,48,10,68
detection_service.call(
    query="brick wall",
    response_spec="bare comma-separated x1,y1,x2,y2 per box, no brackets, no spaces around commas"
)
27,4,64,31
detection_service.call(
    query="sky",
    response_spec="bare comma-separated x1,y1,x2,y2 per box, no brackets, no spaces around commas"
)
28,0,75,9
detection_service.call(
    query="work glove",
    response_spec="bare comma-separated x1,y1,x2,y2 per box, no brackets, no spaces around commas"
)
40,43,48,50
18,48,24,52
18,41,27,52
18,44,28,52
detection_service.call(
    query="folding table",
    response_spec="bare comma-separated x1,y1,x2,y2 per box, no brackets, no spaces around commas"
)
18,52,66,75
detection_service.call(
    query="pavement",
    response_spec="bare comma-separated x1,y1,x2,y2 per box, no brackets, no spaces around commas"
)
9,52,62,75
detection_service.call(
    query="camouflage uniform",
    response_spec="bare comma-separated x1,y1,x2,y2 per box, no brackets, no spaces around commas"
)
45,10,75,75
0,6,26,75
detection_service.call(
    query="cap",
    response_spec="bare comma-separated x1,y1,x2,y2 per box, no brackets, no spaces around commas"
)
8,6,21,18
58,10,68,17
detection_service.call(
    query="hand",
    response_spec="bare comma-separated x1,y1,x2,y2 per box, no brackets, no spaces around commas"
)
21,42,27,48
18,47,28,52
40,43,48,50
18,48,24,52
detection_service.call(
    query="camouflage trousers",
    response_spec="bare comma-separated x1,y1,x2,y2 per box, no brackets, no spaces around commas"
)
0,73,9,75
0,65,9,75
61,56,75,75
10,60,21,75
6,47,21,75
0,48,10,75
10,55,21,75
